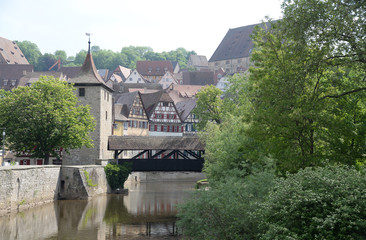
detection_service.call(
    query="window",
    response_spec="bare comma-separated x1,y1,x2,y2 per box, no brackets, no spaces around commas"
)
226,60,230,64
134,71,136,75
163,125,168,132
157,114,162,119
163,102,169,107
139,109,143,115
124,122,128,130
3,80,8,86
106,111,108,120
156,67,160,72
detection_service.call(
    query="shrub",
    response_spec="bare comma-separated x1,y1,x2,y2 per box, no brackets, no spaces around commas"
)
258,165,366,240
177,169,275,240
104,162,132,190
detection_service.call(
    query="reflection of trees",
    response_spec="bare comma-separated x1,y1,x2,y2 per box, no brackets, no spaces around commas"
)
103,195,176,225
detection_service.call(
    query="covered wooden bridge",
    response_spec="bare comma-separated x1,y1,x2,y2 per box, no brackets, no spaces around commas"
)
108,136,205,172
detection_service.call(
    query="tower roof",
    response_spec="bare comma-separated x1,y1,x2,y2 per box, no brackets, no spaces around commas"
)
68,44,113,92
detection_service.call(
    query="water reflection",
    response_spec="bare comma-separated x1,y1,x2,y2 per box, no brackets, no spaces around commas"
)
0,181,196,240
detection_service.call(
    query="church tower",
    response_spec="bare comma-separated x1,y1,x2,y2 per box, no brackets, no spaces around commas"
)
63,39,114,165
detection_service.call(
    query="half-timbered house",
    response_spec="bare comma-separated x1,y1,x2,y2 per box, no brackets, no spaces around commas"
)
176,98,198,136
141,91,183,137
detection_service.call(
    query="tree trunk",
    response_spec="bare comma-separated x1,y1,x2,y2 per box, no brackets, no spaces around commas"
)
44,153,50,165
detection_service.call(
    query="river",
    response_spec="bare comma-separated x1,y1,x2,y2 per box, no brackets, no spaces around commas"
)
0,180,198,240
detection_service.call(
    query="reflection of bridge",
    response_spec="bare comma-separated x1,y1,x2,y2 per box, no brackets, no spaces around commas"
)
108,136,205,171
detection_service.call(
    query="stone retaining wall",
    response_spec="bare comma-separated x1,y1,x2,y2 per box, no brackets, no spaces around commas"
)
0,165,109,216
0,165,61,216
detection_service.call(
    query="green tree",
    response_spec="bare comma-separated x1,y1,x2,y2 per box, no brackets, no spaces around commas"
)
178,168,275,240
193,85,223,131
15,40,42,69
259,165,366,240
37,53,57,71
247,17,366,173
0,76,95,164
54,50,67,65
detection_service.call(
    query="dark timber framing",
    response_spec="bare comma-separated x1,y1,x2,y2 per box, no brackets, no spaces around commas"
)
108,136,205,171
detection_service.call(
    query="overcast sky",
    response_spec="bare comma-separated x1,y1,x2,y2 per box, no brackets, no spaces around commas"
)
0,0,283,60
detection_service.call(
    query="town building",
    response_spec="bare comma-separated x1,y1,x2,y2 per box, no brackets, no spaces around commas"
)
176,98,198,135
136,61,174,83
187,55,209,71
141,91,183,137
208,23,258,74
0,37,29,65
63,43,114,165
114,91,149,136
158,71,178,90
124,69,147,84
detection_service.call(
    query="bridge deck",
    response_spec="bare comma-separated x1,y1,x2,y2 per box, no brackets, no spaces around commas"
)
108,136,205,172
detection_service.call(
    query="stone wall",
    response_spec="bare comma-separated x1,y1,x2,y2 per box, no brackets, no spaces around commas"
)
0,165,109,216
0,165,61,216
59,165,109,200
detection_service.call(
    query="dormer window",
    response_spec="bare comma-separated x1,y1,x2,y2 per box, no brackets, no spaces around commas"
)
11,51,15,55
11,80,16,86
164,67,168,72
3,80,8,86
156,67,160,73
148,67,152,73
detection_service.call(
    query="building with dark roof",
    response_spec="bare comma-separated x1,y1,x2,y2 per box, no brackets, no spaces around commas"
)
0,64,33,90
136,61,174,83
176,98,198,135
187,55,209,70
208,23,258,74
0,37,29,65
114,91,149,136
182,71,215,86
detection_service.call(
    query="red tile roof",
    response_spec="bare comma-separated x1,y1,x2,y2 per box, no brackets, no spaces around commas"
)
136,61,174,76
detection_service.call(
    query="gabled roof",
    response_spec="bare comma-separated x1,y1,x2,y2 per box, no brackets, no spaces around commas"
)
119,82,163,94
114,104,128,122
176,98,197,121
115,91,139,118
0,37,29,64
68,52,113,92
114,65,131,79
140,90,163,119
168,84,203,103
19,71,65,86
136,61,174,76
209,23,258,62
189,55,208,67
182,71,215,85
0,64,33,90
58,66,81,79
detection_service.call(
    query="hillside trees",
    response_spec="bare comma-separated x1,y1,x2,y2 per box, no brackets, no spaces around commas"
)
0,76,95,164
15,40,196,71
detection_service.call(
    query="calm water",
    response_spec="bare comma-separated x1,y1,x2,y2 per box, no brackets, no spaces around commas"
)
0,181,197,240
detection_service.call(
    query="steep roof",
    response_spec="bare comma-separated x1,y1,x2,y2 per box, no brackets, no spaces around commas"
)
140,90,163,119
136,61,174,76
0,64,33,90
176,98,197,121
182,71,215,85
68,52,113,92
189,55,208,67
114,104,128,121
114,65,131,79
0,37,29,64
108,136,204,150
115,91,139,118
58,66,81,79
168,84,203,103
209,23,258,62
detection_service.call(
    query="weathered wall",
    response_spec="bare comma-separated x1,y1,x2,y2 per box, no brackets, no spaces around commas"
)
0,165,109,216
59,165,109,200
0,166,61,216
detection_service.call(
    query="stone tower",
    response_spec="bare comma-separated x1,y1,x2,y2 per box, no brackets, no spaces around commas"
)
63,42,114,165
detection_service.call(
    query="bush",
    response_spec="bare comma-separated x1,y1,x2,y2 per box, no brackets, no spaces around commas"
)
258,165,366,240
177,169,276,240
104,162,132,190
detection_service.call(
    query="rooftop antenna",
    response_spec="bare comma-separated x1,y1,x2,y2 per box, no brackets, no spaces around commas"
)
86,33,92,53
